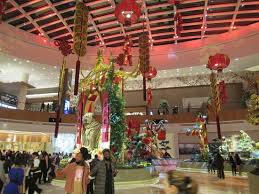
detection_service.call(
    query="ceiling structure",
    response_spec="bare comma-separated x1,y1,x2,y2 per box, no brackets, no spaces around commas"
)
1,51,258,89
2,0,259,47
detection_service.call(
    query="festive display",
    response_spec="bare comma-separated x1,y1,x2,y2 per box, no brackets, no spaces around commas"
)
186,114,209,160
207,53,230,73
115,0,141,26
0,0,7,24
54,40,72,138
73,1,89,95
117,35,133,67
125,119,168,162
247,94,259,125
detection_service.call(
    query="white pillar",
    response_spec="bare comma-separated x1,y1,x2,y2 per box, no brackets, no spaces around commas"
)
167,132,179,159
17,83,28,110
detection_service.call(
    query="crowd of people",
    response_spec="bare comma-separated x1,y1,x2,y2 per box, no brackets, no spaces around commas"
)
0,148,117,194
207,152,243,179
0,150,61,194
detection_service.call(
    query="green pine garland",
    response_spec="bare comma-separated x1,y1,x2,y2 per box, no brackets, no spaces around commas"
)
104,58,126,160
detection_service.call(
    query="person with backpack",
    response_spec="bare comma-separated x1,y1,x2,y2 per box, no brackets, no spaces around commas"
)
3,154,25,194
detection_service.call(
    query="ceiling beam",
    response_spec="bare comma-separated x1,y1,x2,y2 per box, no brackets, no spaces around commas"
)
229,0,242,32
44,0,73,39
173,5,177,44
142,0,153,42
8,0,50,40
88,14,105,46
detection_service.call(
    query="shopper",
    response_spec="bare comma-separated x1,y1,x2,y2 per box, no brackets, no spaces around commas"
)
87,155,99,194
91,149,118,194
235,153,243,176
40,151,49,184
229,155,237,176
0,156,6,193
215,153,225,179
3,154,25,194
56,148,90,194
40,102,45,111
28,152,42,194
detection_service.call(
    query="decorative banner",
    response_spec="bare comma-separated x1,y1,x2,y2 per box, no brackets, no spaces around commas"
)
218,81,228,104
101,92,109,143
55,58,66,138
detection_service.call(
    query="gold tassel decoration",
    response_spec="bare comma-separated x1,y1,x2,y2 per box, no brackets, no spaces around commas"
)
73,1,89,95
210,72,221,114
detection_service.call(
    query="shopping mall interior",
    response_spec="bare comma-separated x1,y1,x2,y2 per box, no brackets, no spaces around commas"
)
0,0,259,194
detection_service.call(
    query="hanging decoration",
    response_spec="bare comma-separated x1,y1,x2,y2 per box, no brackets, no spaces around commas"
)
145,66,157,105
139,33,150,101
116,35,133,67
115,0,141,26
0,0,7,24
207,54,230,139
54,40,73,138
207,53,230,73
218,81,228,104
174,12,183,37
73,1,89,95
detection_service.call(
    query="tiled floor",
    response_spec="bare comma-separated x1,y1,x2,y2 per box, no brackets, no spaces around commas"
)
38,171,249,194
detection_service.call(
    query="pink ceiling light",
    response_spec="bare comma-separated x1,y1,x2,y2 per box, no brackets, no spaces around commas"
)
207,53,230,73
115,0,141,26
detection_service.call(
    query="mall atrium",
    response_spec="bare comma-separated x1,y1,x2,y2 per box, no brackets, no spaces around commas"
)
0,0,259,194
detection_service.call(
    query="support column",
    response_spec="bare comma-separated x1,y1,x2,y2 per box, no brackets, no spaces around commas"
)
17,73,30,110
167,132,179,159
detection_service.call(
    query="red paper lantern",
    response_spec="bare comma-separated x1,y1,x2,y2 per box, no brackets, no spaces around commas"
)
157,130,166,141
115,0,141,26
145,67,157,80
207,53,230,73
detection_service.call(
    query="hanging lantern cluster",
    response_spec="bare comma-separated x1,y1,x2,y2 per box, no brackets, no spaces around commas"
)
174,12,183,37
115,0,141,26
116,35,133,68
0,0,7,24
73,1,89,95
207,53,230,73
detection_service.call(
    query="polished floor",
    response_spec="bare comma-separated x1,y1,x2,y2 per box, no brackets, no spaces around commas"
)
38,171,249,194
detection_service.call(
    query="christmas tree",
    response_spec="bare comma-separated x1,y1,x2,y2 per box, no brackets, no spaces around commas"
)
236,130,255,153
247,94,259,125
